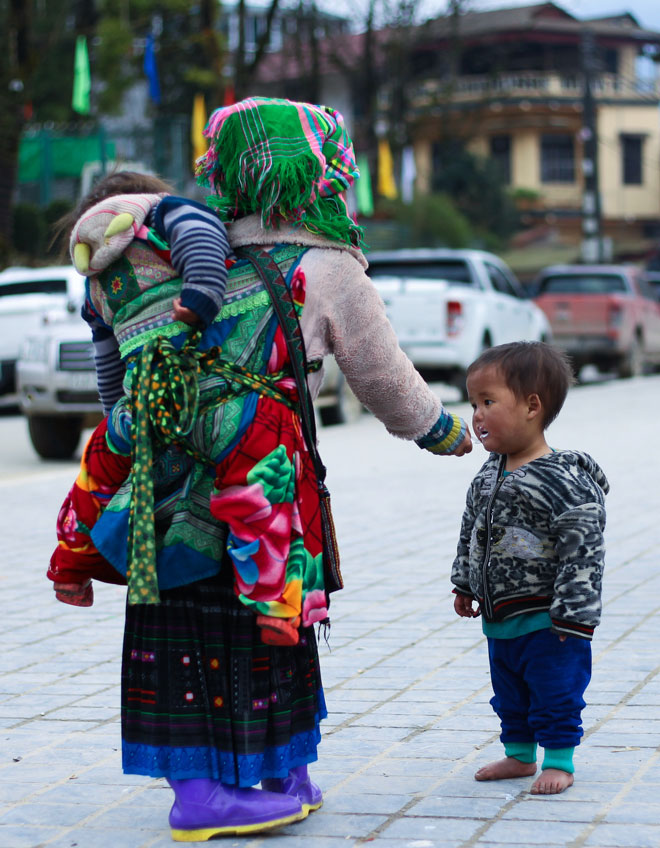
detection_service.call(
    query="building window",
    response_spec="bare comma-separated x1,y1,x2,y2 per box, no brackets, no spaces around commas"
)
621,135,643,185
490,135,511,184
540,134,575,183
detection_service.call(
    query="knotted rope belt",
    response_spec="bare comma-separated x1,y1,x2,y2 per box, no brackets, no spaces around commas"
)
124,331,313,605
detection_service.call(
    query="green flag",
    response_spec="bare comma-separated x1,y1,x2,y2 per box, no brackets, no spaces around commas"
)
72,35,91,115
355,154,374,217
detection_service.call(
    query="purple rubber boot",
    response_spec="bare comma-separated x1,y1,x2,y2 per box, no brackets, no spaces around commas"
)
167,778,304,841
261,765,323,816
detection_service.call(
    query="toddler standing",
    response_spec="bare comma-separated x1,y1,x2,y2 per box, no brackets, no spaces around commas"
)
452,341,608,794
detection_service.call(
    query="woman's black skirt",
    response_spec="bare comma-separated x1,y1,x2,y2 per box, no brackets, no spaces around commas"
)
120,572,326,787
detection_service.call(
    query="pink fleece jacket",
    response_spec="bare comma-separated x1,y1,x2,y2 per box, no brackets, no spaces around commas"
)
227,215,443,442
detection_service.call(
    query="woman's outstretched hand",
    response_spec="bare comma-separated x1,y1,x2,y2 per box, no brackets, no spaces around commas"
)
450,427,473,456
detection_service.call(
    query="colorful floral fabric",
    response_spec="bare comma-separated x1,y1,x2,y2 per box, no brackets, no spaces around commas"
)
50,242,329,629
49,419,130,587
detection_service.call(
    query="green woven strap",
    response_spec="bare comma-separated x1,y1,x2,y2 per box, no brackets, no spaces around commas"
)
125,332,302,606
126,331,204,604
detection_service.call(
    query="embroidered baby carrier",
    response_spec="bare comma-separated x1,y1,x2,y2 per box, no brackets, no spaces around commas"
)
86,225,332,630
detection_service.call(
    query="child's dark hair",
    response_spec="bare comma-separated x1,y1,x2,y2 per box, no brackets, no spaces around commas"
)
467,341,575,428
52,170,175,258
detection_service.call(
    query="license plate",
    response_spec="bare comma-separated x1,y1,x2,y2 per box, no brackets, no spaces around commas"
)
69,371,98,390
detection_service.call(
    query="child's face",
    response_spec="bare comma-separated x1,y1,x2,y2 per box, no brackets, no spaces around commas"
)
466,365,542,457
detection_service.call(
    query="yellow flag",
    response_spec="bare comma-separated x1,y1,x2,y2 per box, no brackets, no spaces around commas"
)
377,139,398,199
191,94,207,166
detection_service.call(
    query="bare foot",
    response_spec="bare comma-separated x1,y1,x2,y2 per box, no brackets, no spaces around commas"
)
475,757,537,781
530,768,574,794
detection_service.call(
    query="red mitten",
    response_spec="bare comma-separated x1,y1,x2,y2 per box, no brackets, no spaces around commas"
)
54,580,94,607
256,615,301,646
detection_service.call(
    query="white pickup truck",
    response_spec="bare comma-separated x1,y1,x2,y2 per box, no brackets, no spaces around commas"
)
5,265,102,459
15,269,359,460
366,248,552,398
0,265,86,398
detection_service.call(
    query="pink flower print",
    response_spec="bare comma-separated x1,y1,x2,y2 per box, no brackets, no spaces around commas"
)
302,589,328,627
210,483,292,596
57,499,79,544
290,266,307,306
291,497,303,536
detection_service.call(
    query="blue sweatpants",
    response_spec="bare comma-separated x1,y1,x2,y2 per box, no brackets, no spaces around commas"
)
487,628,591,749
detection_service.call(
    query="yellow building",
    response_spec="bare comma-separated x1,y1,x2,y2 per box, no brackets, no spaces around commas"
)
408,2,660,245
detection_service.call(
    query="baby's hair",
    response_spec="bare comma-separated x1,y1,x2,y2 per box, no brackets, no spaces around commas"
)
52,169,175,258
467,341,575,428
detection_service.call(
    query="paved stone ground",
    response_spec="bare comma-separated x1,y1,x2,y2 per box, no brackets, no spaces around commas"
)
1,374,659,848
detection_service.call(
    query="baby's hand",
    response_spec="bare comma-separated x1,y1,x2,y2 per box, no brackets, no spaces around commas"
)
173,297,202,326
454,593,480,618
450,426,473,457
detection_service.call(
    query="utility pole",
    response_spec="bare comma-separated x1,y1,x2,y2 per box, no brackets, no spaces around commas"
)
580,28,605,263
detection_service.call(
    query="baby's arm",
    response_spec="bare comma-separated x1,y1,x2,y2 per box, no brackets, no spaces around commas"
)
81,291,125,415
152,196,233,327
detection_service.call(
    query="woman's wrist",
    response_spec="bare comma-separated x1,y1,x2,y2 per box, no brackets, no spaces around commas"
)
416,411,466,455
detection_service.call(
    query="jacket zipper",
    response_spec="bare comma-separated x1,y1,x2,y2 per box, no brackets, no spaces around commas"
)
481,455,507,620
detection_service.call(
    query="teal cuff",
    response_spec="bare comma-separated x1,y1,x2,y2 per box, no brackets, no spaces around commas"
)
542,747,575,774
504,741,537,764
416,411,466,455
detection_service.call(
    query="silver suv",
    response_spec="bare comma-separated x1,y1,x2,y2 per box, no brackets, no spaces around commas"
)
16,274,360,460
0,264,86,397
17,311,102,459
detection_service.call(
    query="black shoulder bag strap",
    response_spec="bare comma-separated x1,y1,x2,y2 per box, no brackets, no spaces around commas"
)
236,245,343,596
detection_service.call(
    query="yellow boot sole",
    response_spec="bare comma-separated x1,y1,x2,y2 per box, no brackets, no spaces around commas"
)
170,807,306,841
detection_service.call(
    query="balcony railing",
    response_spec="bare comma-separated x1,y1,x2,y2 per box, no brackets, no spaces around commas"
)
410,72,659,106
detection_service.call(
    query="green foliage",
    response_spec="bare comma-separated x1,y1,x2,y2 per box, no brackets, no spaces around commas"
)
1,0,76,124
0,0,227,122
9,198,72,261
95,17,136,114
154,9,225,114
370,192,472,248
12,203,48,258
510,186,542,203
432,144,519,245
412,193,472,248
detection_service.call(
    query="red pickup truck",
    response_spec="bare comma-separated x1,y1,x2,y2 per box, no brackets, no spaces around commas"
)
533,264,660,378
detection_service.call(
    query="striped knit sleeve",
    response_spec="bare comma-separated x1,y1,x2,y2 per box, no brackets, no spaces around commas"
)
81,292,125,415
152,196,232,328
415,408,467,455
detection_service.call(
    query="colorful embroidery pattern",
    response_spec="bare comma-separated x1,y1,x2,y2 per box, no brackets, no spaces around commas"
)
52,242,329,631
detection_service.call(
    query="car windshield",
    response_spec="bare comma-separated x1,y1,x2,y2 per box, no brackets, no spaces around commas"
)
538,274,627,295
0,279,68,298
367,260,472,284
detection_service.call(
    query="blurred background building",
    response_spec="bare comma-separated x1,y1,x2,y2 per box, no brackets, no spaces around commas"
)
3,1,660,270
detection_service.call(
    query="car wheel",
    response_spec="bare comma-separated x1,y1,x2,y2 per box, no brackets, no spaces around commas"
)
27,414,84,460
617,336,644,379
319,374,362,426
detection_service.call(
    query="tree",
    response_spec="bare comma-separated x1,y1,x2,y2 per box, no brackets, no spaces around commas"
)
233,0,283,100
94,0,227,116
0,0,35,261
431,143,518,243
0,0,232,261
